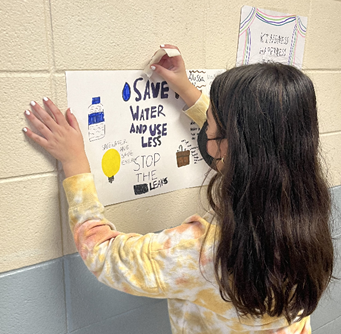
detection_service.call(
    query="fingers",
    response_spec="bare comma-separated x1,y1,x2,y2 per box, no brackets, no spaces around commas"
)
151,63,169,80
152,45,184,72
24,108,52,139
43,97,68,126
30,100,59,132
23,99,75,142
159,44,184,66
152,55,185,83
22,125,48,148
157,55,176,70
66,108,81,131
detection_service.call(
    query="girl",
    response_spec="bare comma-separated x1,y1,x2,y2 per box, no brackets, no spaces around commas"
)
23,45,333,333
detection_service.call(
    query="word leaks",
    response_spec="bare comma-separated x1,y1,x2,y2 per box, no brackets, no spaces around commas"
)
132,153,168,195
102,149,121,183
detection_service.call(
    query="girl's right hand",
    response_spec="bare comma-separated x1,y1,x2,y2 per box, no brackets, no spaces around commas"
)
151,44,201,108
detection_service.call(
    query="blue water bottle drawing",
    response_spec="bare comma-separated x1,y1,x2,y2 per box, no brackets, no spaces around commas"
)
88,97,105,142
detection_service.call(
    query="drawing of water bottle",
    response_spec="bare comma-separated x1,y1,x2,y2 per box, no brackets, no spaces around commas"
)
88,96,105,142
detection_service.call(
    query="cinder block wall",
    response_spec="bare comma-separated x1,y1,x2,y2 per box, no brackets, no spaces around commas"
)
1,0,340,333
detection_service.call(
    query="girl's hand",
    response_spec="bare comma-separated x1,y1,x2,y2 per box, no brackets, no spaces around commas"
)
151,44,201,108
23,98,90,178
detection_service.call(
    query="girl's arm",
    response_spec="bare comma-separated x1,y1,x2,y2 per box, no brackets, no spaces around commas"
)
23,98,165,297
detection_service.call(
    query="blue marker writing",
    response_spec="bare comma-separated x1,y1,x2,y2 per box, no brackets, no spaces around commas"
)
88,97,105,142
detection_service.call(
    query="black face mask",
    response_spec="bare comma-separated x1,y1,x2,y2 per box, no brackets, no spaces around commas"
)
198,121,214,167
197,121,224,168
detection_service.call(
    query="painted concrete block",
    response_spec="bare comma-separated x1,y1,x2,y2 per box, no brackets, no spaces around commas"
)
64,253,162,332
331,186,341,236
71,299,171,334
205,0,310,69
104,186,208,234
53,73,68,112
50,0,206,70
312,274,341,329
304,0,341,69
314,315,341,334
0,0,50,71
311,186,341,330
307,71,341,134
311,247,341,330
320,133,341,188
0,174,62,272
0,259,66,334
0,76,56,179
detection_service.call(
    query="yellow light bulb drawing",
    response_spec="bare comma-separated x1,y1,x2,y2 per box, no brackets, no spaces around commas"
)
101,149,121,183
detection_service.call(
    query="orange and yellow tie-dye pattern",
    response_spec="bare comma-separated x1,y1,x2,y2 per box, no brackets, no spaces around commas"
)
63,173,310,334
62,93,311,333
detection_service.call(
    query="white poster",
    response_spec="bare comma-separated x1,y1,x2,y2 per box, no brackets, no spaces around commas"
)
66,69,224,206
236,6,307,68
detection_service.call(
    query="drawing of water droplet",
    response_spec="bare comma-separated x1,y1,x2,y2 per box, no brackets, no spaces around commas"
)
122,82,131,101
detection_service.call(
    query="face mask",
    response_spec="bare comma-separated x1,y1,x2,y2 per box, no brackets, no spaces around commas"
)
198,121,214,167
197,121,224,168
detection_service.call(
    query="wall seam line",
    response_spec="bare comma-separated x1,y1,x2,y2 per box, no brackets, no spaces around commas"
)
45,0,56,74
62,257,71,333
314,314,341,331
0,171,58,184
320,131,341,136
44,0,68,280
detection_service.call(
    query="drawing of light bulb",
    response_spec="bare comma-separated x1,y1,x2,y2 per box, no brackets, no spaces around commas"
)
88,96,105,142
102,149,121,183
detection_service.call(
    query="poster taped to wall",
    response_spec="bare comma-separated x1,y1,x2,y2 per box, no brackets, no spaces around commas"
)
236,6,307,68
66,69,224,206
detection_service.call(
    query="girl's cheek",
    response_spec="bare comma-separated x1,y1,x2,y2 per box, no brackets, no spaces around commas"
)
207,141,218,158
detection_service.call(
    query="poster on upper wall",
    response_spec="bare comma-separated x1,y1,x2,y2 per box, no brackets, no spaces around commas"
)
66,69,224,206
236,6,307,68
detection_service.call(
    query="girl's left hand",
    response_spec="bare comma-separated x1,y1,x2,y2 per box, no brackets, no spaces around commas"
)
23,98,90,178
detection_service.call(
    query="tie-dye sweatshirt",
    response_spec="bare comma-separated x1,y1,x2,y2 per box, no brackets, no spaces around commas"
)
63,93,311,334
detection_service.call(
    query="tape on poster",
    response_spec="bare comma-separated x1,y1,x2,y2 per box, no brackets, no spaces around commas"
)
144,48,181,78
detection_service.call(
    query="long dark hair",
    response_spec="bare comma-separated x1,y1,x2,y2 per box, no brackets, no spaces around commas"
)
206,63,334,323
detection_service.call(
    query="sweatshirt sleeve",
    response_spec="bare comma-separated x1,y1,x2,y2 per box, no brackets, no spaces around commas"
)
63,173,165,298
183,92,209,128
